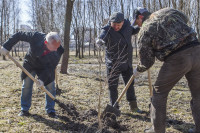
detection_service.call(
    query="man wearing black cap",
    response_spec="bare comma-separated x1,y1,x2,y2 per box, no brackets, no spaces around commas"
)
96,12,141,113
132,7,200,133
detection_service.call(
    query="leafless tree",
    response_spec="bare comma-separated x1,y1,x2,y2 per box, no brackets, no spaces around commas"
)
60,0,75,74
0,0,20,59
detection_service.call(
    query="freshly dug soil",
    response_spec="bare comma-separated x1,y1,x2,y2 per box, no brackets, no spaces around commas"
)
58,103,128,132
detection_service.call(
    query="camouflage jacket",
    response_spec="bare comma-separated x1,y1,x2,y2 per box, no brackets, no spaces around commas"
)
137,8,198,72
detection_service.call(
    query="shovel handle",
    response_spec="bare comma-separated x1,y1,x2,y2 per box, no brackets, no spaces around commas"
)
113,75,135,107
147,69,153,97
55,67,58,85
7,54,56,100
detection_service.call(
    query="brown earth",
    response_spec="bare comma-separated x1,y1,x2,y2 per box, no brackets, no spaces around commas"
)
0,56,196,133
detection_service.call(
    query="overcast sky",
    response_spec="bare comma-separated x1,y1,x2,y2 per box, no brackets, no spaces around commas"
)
19,0,32,27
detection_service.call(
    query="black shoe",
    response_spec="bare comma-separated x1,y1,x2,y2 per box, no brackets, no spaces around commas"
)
18,110,30,116
48,112,58,118
144,127,155,133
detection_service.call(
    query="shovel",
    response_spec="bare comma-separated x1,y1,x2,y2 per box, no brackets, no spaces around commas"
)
147,69,153,113
55,68,62,96
6,54,73,114
147,69,153,97
102,74,136,117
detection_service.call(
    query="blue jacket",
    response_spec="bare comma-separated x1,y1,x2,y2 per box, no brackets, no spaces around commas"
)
99,19,140,70
3,31,64,85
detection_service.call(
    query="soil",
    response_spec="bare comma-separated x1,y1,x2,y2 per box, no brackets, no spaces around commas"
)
57,102,128,133
0,57,196,133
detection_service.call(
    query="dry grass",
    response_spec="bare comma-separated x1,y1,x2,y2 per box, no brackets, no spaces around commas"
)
0,55,195,133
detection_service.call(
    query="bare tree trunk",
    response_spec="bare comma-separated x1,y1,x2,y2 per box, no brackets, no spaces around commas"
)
60,0,74,74
0,0,4,49
78,30,81,59
179,0,184,11
108,0,112,16
3,0,7,60
89,27,91,56
50,0,54,31
143,0,146,8
172,0,177,9
120,0,124,14
75,33,78,57
81,27,84,58
88,3,91,56
159,0,163,9
197,0,200,40
153,0,156,11
81,0,85,58
168,0,171,7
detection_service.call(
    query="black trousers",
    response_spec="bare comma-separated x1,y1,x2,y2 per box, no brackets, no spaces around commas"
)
107,65,136,107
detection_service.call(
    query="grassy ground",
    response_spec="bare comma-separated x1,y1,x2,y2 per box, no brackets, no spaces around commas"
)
0,55,195,133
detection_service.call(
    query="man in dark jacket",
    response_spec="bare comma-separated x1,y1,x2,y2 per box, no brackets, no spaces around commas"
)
132,7,200,133
0,31,64,118
96,12,141,113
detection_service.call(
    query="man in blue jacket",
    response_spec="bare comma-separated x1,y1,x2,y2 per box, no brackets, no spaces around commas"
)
96,12,141,113
0,31,64,118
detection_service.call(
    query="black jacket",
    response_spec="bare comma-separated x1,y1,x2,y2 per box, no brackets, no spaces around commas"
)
3,31,64,85
99,19,140,71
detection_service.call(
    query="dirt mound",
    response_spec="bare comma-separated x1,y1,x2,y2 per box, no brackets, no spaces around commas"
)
58,103,128,132
84,109,98,116
102,112,128,131
57,101,79,117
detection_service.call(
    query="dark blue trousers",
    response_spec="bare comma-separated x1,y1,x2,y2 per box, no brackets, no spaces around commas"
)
107,66,136,107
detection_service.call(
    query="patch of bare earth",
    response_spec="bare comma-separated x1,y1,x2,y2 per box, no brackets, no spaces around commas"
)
0,56,196,132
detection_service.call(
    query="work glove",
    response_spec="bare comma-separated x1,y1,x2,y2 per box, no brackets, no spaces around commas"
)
36,79,44,88
133,67,141,78
0,46,9,56
96,39,105,49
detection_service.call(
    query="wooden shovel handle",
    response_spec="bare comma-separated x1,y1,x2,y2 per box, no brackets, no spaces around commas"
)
147,69,153,97
55,67,58,85
7,54,56,100
114,75,135,106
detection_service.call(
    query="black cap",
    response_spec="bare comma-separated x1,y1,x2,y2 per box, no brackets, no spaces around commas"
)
110,12,124,23
132,7,149,25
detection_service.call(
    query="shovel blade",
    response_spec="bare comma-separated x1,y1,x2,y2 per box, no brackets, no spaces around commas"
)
102,104,121,117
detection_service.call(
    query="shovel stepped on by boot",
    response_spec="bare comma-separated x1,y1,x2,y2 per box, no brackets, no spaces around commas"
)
102,74,136,117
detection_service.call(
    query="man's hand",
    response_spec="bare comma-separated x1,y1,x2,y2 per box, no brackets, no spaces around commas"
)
96,39,105,49
0,47,9,56
36,79,44,88
133,67,141,77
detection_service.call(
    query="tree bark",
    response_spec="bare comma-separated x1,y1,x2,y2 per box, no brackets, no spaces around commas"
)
197,0,200,40
60,0,75,74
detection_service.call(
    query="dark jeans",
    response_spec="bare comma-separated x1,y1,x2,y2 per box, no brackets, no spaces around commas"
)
151,45,200,133
107,66,136,106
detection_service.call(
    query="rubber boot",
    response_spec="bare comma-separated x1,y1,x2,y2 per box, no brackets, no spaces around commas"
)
129,101,142,113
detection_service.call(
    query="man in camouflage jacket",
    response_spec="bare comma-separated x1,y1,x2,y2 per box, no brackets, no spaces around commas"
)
132,7,200,133
96,12,141,113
